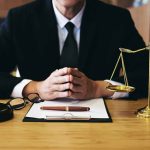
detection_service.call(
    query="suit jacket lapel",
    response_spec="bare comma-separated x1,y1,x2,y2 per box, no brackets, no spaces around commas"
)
78,0,96,70
36,0,60,69
78,0,105,70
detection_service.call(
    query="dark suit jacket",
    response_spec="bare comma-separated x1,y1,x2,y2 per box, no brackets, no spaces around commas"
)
0,18,4,25
0,0,148,99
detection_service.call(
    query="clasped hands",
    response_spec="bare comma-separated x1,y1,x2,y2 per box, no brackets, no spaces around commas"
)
36,67,98,100
23,67,114,101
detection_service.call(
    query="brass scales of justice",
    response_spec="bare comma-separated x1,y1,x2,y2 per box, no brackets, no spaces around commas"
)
106,45,150,118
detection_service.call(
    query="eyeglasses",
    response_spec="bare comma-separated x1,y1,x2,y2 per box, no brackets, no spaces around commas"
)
7,93,44,110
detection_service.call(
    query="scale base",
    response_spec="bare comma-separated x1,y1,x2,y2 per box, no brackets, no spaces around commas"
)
137,106,150,118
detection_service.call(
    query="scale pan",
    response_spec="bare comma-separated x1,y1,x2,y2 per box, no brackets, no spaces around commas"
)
106,85,135,92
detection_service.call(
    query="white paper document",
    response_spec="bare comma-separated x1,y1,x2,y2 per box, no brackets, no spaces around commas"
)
25,98,111,121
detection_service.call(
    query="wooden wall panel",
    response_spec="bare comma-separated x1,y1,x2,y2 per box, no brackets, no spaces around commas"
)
129,3,150,44
101,0,150,43
0,0,34,17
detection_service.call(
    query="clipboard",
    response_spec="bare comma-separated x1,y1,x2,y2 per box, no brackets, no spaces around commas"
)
23,98,112,122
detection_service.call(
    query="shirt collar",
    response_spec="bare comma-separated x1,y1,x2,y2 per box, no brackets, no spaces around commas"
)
52,0,86,29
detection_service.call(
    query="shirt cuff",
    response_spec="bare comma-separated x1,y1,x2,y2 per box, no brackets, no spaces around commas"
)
105,80,129,99
11,79,32,98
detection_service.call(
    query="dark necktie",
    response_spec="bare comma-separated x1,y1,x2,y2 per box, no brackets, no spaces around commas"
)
60,22,78,68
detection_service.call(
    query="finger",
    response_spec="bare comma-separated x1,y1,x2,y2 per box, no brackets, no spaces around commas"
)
52,74,83,85
52,75,70,84
53,91,71,98
51,67,68,77
74,68,78,70
51,83,71,91
69,75,82,85
70,84,83,93
69,92,84,100
68,68,83,78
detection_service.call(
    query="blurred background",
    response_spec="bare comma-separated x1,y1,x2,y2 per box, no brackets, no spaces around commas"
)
0,0,150,43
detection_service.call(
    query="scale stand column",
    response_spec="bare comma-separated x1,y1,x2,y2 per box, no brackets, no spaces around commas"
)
137,47,150,118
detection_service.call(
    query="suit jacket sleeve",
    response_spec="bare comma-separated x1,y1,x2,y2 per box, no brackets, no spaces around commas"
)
0,11,23,98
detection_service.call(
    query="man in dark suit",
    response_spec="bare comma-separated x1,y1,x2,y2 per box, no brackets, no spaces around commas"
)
0,0,148,100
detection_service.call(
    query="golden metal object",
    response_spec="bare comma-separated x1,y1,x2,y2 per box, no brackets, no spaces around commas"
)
120,45,150,118
106,85,135,92
137,106,150,118
107,48,135,93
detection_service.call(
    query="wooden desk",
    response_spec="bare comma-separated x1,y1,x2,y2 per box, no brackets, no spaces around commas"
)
0,99,150,150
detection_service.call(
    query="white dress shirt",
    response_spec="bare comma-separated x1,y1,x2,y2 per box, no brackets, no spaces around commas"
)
11,0,128,99
52,0,86,53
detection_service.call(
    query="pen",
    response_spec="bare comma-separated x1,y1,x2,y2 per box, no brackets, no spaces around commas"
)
40,106,90,111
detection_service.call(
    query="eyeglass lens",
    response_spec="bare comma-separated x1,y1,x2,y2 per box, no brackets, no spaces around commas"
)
9,98,26,110
27,93,44,103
